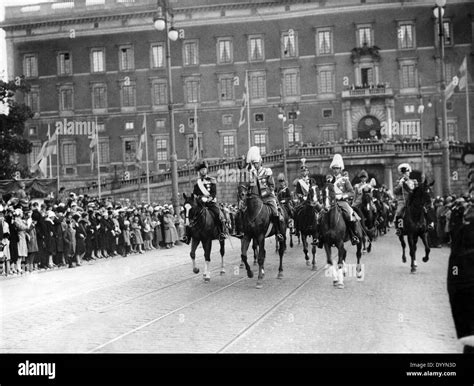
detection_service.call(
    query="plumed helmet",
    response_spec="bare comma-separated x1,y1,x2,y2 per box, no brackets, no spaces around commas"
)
330,154,344,170
300,158,308,172
369,178,377,187
398,163,412,174
195,160,208,171
246,146,262,164
277,173,286,182
358,169,368,178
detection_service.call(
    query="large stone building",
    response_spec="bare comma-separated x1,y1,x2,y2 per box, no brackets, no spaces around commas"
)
1,0,473,198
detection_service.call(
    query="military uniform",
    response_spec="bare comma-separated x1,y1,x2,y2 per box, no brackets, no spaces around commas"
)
190,163,226,241
295,175,311,202
393,163,417,221
330,154,361,244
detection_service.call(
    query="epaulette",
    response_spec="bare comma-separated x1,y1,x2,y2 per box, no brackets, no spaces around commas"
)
208,176,217,183
264,168,273,176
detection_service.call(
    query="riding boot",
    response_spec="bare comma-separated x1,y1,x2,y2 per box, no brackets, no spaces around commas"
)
216,218,226,241
272,215,283,241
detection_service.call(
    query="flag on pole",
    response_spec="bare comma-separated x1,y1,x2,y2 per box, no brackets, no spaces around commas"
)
239,73,249,128
191,104,199,163
44,126,57,157
458,56,468,91
89,124,99,171
30,141,48,176
136,113,146,165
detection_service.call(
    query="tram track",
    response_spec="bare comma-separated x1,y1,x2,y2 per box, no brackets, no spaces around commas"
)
88,253,327,353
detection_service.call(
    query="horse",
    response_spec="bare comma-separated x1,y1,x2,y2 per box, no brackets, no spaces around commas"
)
397,174,434,273
372,188,389,236
357,190,375,252
294,186,322,270
320,183,363,288
182,193,225,282
237,184,287,289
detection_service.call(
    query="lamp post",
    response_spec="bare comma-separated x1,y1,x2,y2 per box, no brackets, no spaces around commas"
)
433,0,451,195
278,104,288,178
154,0,180,215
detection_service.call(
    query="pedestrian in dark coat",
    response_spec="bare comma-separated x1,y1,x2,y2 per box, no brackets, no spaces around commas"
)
25,210,38,273
75,214,87,266
44,211,57,268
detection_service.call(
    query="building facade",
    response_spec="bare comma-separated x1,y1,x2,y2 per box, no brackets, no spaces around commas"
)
1,0,473,191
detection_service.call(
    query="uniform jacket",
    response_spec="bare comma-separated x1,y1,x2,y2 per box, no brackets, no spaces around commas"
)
393,177,416,202
353,182,373,207
333,174,355,201
193,176,217,202
249,167,275,198
295,176,311,199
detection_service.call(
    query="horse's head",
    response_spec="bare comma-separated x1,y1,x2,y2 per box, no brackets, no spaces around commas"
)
182,193,200,226
322,182,336,209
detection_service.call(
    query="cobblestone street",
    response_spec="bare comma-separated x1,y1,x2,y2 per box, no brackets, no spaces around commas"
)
0,232,461,354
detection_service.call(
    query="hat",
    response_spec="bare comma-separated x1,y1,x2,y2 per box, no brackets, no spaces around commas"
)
369,178,377,187
72,213,80,221
246,146,262,164
195,160,208,171
398,163,412,174
124,220,130,226
330,154,344,169
47,210,56,219
277,173,286,182
300,158,308,172
358,170,368,179
14,208,22,217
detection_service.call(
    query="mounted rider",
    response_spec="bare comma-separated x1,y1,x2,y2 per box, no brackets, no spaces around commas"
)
295,160,312,203
184,160,226,243
276,173,292,206
329,154,361,245
246,146,283,240
353,170,377,213
393,163,417,235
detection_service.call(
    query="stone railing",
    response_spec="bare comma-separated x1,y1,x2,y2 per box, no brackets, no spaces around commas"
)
76,141,466,195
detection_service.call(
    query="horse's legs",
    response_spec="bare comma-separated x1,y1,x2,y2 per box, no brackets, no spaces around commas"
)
302,234,310,266
324,243,337,284
219,239,225,275
356,241,363,279
408,235,418,273
277,228,286,279
252,239,258,266
256,235,266,289
203,239,212,282
311,239,317,271
335,242,346,288
240,236,253,279
399,235,407,263
420,232,430,263
190,238,200,274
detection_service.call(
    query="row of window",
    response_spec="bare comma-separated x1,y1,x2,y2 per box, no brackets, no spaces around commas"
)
25,60,426,114
22,19,454,78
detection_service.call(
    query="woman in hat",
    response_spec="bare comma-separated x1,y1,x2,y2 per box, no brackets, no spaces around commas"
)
25,209,39,273
0,206,12,276
131,216,144,254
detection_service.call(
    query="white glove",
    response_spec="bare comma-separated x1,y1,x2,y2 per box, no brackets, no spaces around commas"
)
202,196,208,203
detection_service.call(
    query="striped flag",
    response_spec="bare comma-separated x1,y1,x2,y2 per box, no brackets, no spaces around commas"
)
238,73,248,128
458,56,468,91
136,113,146,165
30,141,48,176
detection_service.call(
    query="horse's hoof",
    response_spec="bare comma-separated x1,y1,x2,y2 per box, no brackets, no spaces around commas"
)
193,268,200,274
410,267,417,274
312,265,317,271
413,261,418,267
306,260,310,266
402,257,407,263
422,257,429,263
256,281,263,289
277,272,283,279
336,283,344,289
333,280,339,286
220,270,225,275
247,270,254,279
204,277,210,282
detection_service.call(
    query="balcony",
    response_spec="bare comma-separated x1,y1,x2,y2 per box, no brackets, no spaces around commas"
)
341,85,393,99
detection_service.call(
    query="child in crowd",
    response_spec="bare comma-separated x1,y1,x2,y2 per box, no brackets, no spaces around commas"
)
131,216,144,254
122,220,131,257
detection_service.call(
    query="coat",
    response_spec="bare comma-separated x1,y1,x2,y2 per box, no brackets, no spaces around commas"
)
14,217,29,257
162,213,178,243
75,220,87,255
26,221,39,254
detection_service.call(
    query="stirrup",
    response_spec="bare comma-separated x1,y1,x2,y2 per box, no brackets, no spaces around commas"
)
351,236,360,245
276,233,284,241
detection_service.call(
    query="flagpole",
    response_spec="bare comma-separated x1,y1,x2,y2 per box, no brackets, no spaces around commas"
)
144,113,150,204
466,79,471,143
96,116,101,200
56,123,60,197
48,124,52,179
246,70,251,149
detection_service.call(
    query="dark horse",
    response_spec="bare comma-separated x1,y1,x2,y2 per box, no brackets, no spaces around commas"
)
183,193,225,282
372,188,389,236
294,186,322,270
357,190,375,252
447,199,474,353
397,172,434,273
238,184,287,289
320,183,364,288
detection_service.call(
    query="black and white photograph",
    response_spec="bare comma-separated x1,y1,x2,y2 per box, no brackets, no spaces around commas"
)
0,0,473,384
